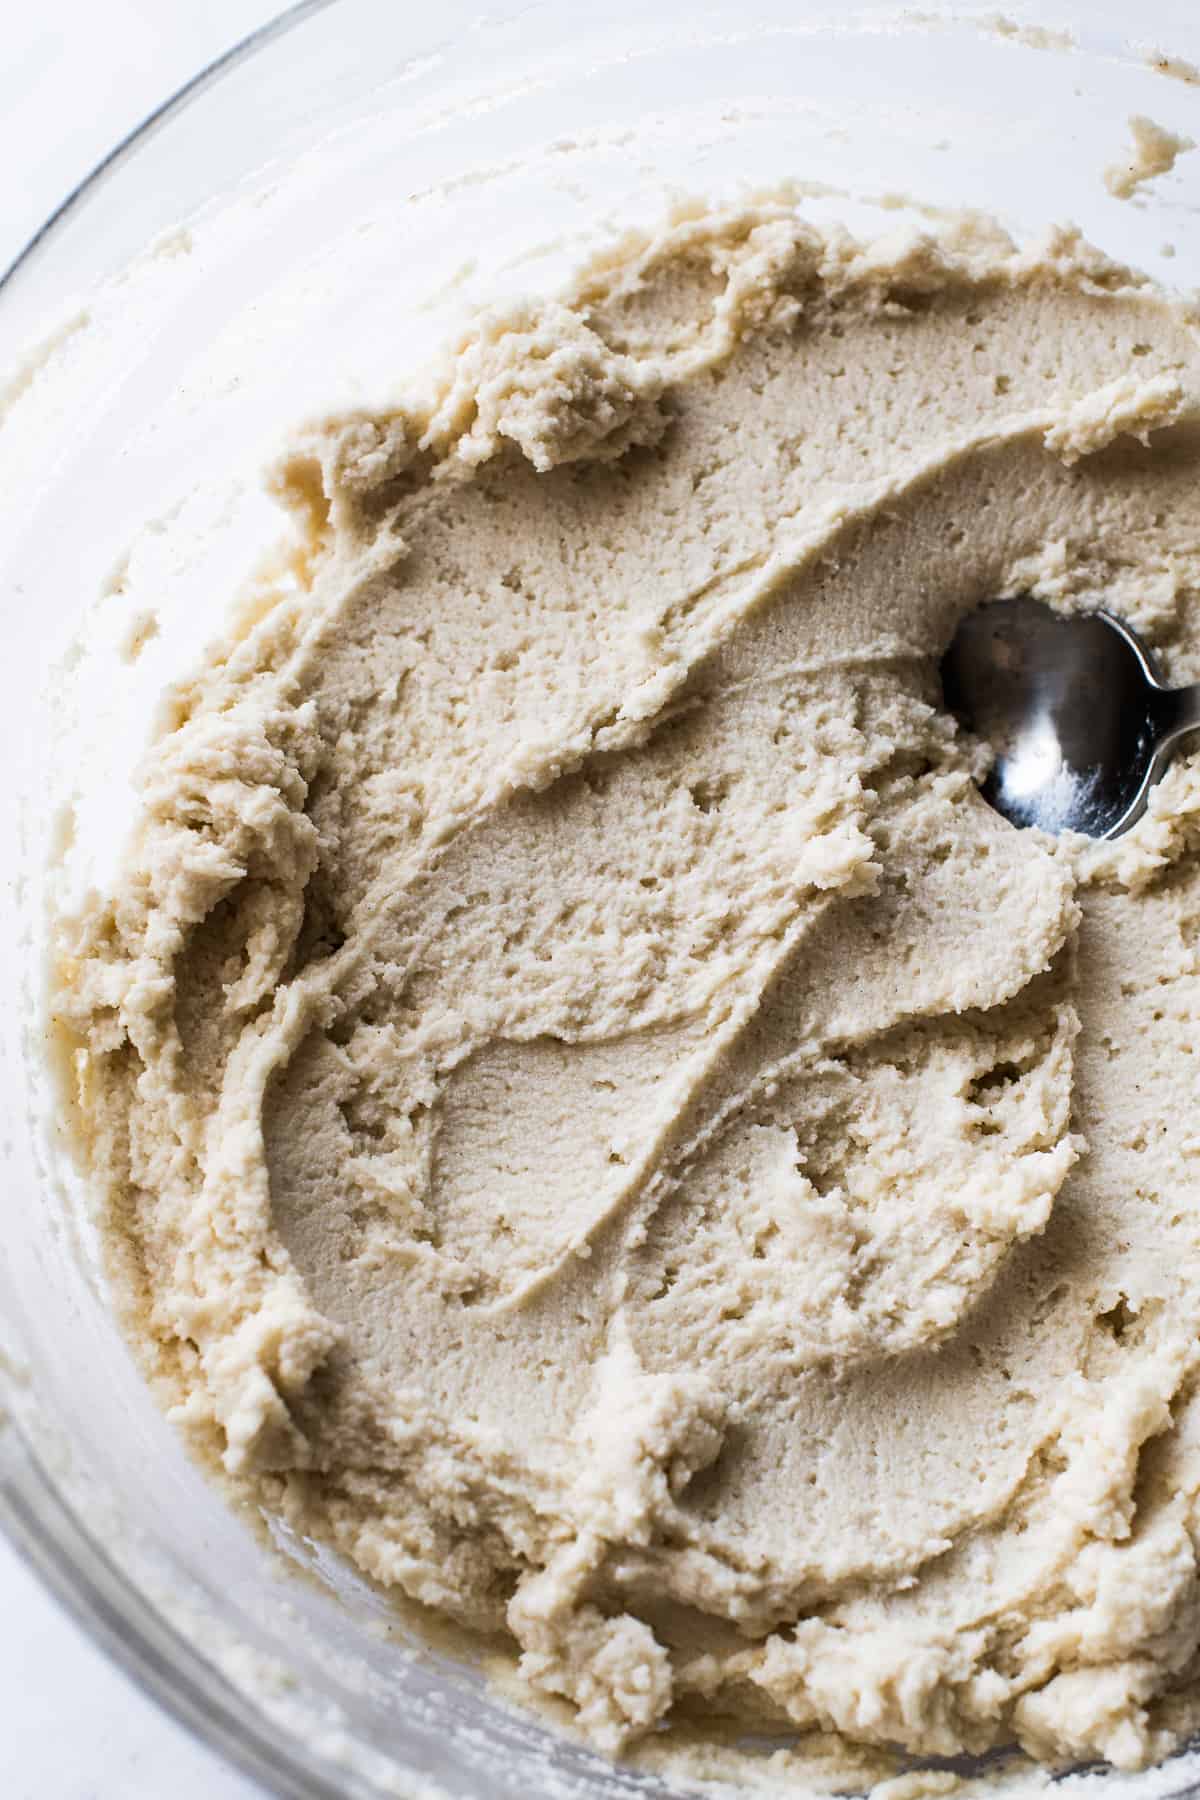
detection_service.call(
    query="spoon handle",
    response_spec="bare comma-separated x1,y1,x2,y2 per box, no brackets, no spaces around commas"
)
1154,682,1200,748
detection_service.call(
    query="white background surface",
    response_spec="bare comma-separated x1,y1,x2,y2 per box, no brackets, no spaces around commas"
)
2,11,283,1792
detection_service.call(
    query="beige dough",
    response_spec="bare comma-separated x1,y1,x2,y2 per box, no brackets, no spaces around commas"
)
54,201,1200,1782
1103,114,1195,198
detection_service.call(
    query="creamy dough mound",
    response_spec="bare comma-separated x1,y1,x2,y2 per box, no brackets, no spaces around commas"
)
56,202,1200,1778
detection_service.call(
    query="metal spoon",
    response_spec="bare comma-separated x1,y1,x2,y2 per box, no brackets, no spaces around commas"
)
939,597,1200,838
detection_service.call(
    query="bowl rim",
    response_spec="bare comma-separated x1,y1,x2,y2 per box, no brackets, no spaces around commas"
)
0,1427,361,1798
0,0,331,293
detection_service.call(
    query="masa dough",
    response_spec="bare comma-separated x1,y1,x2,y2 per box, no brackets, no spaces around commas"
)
54,201,1200,1779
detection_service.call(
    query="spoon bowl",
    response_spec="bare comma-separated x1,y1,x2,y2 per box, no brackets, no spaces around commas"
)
940,598,1200,838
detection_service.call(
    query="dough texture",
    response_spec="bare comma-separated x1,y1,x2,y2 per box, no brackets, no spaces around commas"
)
55,202,1200,1780
1103,114,1195,199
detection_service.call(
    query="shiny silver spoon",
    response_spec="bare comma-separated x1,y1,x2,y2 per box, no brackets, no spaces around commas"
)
940,597,1200,838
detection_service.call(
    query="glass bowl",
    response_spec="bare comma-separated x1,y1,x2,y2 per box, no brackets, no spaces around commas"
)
2,4,1200,1796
